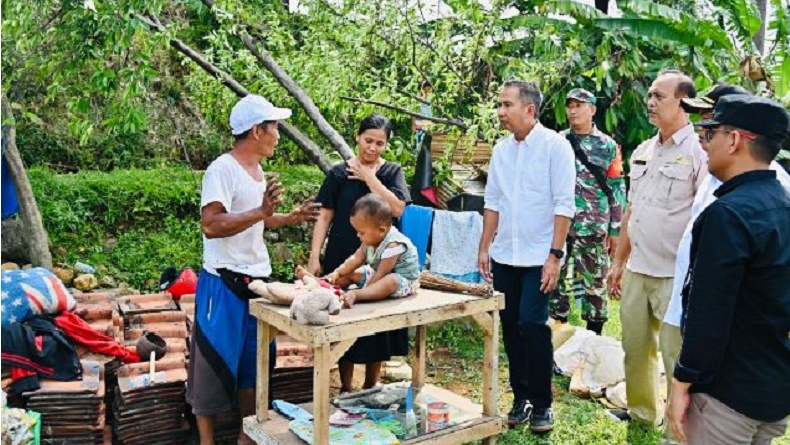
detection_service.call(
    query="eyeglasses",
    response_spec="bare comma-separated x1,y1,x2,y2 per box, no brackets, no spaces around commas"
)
702,127,757,143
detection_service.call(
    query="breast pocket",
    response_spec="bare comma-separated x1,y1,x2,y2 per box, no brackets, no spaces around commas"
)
628,164,648,201
659,163,694,207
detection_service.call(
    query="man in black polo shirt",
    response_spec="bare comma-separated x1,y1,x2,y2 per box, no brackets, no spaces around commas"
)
666,95,790,444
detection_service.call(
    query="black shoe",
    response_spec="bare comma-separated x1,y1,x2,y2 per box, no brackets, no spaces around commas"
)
529,407,554,433
606,408,632,422
507,399,533,426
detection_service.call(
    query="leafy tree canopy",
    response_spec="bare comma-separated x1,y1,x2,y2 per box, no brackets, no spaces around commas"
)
3,0,789,171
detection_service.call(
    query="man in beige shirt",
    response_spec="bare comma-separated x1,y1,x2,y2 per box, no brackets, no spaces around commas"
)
607,70,708,428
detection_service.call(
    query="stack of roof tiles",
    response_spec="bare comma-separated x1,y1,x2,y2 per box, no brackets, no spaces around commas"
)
272,335,314,404
24,360,110,445
112,293,189,445
19,292,125,445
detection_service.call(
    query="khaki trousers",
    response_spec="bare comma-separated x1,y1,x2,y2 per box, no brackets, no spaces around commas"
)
620,269,678,426
688,393,788,445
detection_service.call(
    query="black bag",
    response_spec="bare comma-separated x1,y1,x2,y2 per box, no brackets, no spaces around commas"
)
216,268,270,301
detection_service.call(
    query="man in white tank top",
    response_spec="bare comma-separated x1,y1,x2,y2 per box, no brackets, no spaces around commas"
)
186,94,320,445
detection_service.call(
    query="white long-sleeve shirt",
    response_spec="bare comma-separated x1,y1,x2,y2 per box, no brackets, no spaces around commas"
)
484,123,576,267
664,162,790,326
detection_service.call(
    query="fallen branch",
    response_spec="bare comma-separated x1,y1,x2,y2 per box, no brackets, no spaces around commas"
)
338,96,467,129
396,88,431,106
419,271,493,297
240,32,354,160
200,0,354,161
137,14,333,173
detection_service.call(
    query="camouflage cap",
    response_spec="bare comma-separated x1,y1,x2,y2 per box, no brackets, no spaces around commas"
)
566,88,597,105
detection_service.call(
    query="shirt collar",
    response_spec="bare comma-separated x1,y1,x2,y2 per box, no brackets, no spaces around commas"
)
713,169,777,198
569,123,603,138
510,122,544,145
658,123,695,146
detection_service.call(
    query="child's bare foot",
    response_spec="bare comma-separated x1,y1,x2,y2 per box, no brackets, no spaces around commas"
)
342,291,357,308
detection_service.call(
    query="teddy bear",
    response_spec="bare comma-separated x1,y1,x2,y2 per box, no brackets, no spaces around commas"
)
248,270,343,325
288,288,342,325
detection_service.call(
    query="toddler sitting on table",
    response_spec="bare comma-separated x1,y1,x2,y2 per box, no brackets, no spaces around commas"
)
324,193,420,308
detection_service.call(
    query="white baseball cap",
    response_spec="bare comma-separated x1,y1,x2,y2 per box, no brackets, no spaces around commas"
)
229,94,292,135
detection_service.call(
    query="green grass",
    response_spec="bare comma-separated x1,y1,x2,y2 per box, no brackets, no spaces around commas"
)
427,300,789,445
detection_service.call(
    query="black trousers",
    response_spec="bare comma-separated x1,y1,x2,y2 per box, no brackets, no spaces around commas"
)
492,261,553,409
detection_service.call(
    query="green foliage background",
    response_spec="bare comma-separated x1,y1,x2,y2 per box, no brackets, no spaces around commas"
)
4,0,788,174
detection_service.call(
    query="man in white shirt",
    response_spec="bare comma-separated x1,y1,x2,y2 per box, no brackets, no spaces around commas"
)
478,80,576,433
186,94,320,445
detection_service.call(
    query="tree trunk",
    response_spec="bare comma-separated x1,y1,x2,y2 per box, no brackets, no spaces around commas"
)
753,0,767,55
138,14,333,173
1,92,53,269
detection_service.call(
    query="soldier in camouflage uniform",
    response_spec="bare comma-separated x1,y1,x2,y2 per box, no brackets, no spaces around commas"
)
549,88,627,334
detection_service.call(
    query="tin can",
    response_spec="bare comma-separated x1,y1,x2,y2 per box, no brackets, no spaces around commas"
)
427,402,449,432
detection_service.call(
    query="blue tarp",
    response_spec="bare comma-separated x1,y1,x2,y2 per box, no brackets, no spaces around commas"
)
2,125,20,219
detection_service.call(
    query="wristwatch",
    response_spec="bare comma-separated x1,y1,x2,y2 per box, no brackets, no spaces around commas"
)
549,248,564,260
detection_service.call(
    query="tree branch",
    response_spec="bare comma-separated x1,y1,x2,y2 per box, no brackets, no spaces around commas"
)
137,14,332,173
199,0,353,161
1,91,53,269
338,96,467,129
395,88,431,105
239,32,354,160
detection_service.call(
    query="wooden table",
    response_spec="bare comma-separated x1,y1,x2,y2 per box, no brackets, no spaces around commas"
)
244,288,505,445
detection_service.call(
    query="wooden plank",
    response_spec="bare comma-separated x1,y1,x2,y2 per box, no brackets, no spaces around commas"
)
256,320,273,422
243,384,501,445
312,344,331,445
430,133,493,165
243,415,502,445
328,339,355,365
401,418,502,445
250,302,313,344
317,296,502,344
250,290,504,347
481,310,500,419
412,325,426,392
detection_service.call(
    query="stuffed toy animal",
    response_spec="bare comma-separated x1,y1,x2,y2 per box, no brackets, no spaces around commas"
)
248,273,343,325
289,288,342,325
247,280,299,305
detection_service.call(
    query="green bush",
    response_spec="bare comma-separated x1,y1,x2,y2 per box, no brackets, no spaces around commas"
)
29,164,325,290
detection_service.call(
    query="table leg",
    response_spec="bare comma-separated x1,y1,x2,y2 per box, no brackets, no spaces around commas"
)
482,310,500,445
313,343,331,445
412,325,426,393
256,319,273,422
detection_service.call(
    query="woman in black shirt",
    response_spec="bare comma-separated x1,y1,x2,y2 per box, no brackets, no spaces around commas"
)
308,114,411,393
